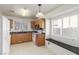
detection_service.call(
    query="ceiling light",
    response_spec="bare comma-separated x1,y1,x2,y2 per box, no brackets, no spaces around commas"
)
20,8,30,16
36,4,44,18
36,12,44,18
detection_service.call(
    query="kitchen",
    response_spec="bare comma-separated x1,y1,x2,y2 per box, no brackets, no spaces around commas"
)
0,4,79,55
10,17,45,46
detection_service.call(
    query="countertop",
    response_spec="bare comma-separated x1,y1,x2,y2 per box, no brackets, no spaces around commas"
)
10,30,37,34
10,30,45,34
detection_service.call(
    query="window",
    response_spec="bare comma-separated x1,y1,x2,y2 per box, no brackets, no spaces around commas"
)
46,19,50,38
62,15,78,38
62,17,70,37
52,19,62,35
58,19,62,28
69,15,78,39
63,17,69,28
51,14,78,39
70,15,78,28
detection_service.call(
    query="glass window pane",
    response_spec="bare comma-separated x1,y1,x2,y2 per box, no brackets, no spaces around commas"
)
58,19,62,28
46,19,50,36
52,19,62,35
62,16,70,37
70,15,78,28
62,15,78,39
63,17,69,28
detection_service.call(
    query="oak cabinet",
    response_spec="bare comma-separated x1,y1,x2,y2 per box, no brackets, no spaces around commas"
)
31,18,45,29
36,34,45,46
36,18,45,29
11,32,32,44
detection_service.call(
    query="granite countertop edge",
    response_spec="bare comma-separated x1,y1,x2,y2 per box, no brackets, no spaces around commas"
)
10,31,45,34
10,31,37,34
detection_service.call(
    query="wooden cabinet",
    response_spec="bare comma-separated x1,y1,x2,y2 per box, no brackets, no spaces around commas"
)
31,18,45,29
11,32,32,44
36,34,45,46
36,18,45,29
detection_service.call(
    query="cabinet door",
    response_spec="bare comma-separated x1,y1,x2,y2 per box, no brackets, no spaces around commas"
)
11,34,24,44
41,19,45,29
36,19,45,29
11,34,21,44
23,33,27,42
36,34,45,46
26,33,32,41
37,38,45,46
37,20,42,28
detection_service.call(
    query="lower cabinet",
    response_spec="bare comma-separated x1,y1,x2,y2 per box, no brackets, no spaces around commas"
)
45,40,76,55
11,32,32,44
36,34,45,46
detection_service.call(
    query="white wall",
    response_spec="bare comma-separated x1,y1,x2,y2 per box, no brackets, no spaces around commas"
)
2,16,10,54
0,16,10,54
0,16,2,54
46,5,79,47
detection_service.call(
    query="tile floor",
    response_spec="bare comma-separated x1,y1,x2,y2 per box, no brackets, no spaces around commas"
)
10,42,56,55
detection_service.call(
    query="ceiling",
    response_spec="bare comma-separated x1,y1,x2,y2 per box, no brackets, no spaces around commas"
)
0,4,62,18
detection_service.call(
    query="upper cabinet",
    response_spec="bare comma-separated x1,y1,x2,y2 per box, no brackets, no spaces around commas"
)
39,18,45,29
31,18,45,29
